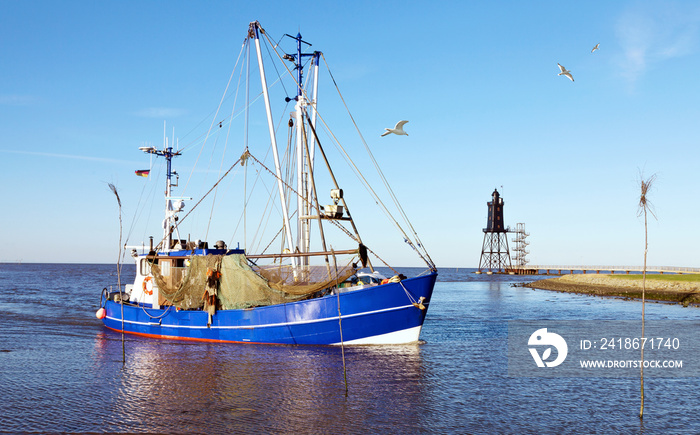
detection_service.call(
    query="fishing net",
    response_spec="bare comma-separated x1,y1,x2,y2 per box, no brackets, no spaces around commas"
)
150,253,358,314
151,255,222,310
253,261,357,295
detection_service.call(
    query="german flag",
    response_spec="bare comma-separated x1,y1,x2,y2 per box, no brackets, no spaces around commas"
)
135,170,150,177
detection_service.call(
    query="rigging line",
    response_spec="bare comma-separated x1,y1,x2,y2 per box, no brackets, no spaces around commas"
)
211,63,245,245
177,89,259,154
302,111,373,271
203,128,223,241
259,26,309,98
233,145,275,253
136,161,165,245
249,158,284,254
257,221,285,257
124,168,153,244
267,43,414,250
246,99,291,252
124,143,156,245
206,46,247,238
258,27,362,242
246,152,356,243
262,30,290,97
226,159,276,254
177,41,293,155
181,56,238,199
320,53,431,263
176,40,247,153
257,25,313,100
178,69,289,154
178,38,290,155
243,33,406,270
225,96,285,253
244,38,251,252
304,116,399,275
201,62,245,241
316,124,404,236
204,90,245,240
398,280,418,305
248,148,317,217
306,86,431,267
154,156,243,252
318,55,426,252
320,53,435,268
176,39,291,245
249,185,278,255
244,151,400,273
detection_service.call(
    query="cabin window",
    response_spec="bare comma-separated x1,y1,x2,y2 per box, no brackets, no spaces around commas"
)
160,260,171,277
140,259,152,276
357,275,380,285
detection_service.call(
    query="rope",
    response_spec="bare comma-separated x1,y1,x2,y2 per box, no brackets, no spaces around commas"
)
140,304,173,320
398,280,426,310
257,30,433,270
154,157,242,251
256,32,425,266
181,45,241,198
337,284,349,396
321,53,436,270
246,150,400,273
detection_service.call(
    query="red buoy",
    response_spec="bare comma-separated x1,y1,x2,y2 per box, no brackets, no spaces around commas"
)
96,308,106,319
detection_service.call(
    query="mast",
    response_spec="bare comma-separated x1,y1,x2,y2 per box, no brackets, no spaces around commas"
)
303,52,321,262
139,131,181,252
250,22,298,272
308,51,320,205
285,31,319,267
165,138,173,248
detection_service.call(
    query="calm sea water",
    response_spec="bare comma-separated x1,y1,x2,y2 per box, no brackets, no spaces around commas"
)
0,263,698,434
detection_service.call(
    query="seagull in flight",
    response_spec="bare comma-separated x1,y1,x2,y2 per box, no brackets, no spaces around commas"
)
381,120,409,137
591,43,600,53
557,63,574,82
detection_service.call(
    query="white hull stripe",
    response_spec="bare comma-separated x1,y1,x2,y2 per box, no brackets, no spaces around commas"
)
106,301,428,331
335,325,423,345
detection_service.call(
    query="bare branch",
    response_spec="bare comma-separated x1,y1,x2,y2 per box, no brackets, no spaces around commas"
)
637,171,657,220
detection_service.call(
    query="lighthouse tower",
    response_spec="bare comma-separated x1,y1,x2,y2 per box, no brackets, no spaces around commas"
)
477,189,512,273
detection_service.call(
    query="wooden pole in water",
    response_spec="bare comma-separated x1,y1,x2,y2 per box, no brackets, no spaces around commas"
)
337,294,349,395
637,172,656,419
333,249,349,396
108,183,126,363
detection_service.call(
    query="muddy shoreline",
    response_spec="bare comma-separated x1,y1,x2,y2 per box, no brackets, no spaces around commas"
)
524,274,700,307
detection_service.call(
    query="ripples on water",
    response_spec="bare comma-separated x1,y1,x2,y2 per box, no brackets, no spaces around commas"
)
0,264,698,433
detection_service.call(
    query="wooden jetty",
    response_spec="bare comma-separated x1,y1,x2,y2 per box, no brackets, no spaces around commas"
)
517,265,700,275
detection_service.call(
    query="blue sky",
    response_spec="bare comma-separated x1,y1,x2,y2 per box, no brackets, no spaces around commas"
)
1,1,699,268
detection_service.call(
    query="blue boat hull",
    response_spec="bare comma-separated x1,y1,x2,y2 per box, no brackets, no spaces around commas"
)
101,272,437,345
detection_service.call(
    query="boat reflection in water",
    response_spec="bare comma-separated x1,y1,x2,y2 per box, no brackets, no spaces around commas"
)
92,330,431,433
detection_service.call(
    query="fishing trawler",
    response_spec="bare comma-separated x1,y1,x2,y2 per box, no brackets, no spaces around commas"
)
97,21,437,345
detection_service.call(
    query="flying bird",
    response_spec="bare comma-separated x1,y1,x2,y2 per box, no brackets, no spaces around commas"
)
557,63,574,82
381,120,409,137
591,43,600,53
